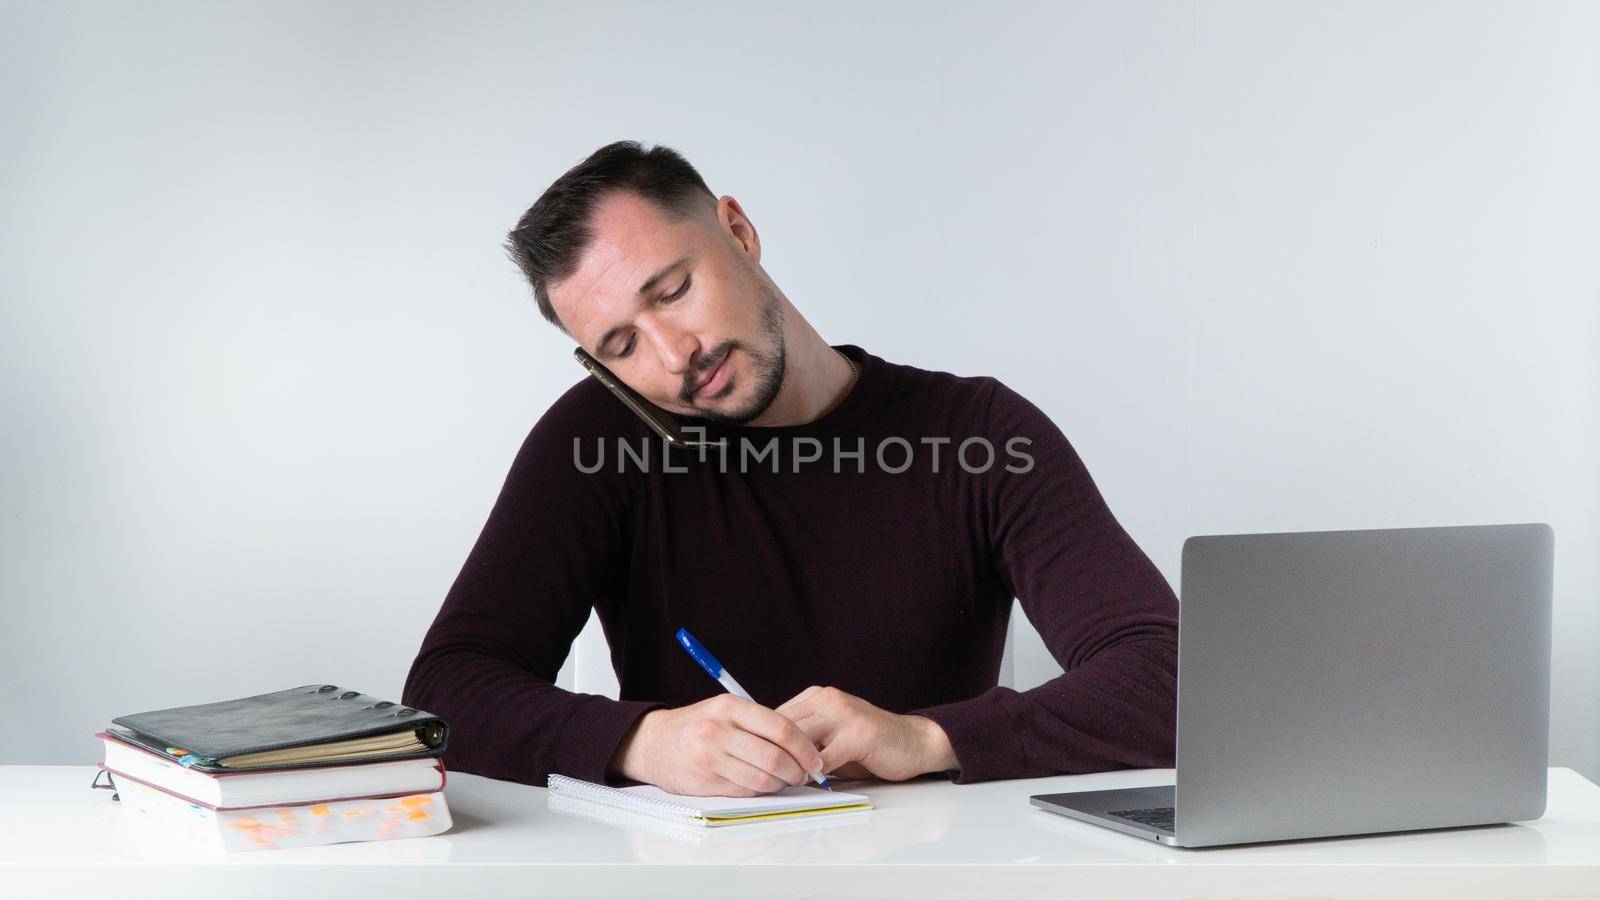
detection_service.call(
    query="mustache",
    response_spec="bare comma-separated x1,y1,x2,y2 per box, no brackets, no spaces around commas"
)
680,340,740,403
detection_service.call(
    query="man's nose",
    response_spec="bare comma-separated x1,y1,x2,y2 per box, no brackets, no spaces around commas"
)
640,318,699,375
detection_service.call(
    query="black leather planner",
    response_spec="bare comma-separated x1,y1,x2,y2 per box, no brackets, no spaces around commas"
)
110,684,449,772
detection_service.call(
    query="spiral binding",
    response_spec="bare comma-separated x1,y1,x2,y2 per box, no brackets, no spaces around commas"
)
546,773,702,818
547,795,712,844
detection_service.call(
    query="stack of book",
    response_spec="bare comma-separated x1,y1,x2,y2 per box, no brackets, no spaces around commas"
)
95,684,452,852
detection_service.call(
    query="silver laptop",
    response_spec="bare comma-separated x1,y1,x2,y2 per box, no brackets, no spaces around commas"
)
1031,523,1553,848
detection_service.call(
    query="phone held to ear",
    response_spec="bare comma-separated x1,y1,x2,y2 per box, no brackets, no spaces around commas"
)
572,346,718,448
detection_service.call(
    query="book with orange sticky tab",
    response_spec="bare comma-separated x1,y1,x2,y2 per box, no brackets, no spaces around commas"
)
111,775,451,852
93,733,453,852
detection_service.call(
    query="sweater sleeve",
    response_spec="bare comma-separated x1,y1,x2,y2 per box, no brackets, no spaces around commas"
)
401,381,664,787
911,381,1179,783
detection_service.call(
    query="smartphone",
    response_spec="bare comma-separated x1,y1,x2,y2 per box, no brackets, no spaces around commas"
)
572,346,717,447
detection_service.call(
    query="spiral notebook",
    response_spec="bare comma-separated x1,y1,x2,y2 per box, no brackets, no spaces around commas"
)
546,774,871,827
547,794,872,844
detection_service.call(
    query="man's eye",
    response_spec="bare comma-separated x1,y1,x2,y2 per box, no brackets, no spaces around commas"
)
661,277,691,304
616,335,636,359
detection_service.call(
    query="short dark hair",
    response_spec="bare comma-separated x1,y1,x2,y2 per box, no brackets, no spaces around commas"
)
505,140,719,332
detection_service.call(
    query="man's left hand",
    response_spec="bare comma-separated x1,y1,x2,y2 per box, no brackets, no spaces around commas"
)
776,686,958,782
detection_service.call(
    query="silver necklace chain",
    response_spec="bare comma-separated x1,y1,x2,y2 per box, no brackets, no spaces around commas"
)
836,348,858,383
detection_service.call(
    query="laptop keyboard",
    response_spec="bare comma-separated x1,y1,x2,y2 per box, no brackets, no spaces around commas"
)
1108,806,1175,832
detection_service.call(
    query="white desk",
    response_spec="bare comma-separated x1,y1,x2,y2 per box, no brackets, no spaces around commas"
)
2,765,1597,899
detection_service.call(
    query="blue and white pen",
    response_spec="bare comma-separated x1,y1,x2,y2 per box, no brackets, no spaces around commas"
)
675,627,832,790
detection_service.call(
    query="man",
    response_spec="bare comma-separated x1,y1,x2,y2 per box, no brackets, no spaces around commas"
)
402,141,1178,797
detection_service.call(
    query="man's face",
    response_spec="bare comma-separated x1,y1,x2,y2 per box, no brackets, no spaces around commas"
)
548,192,788,425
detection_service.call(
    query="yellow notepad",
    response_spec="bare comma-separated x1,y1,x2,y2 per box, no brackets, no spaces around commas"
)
546,773,872,827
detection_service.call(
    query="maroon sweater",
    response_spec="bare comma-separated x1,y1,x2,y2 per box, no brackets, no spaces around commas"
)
402,345,1178,787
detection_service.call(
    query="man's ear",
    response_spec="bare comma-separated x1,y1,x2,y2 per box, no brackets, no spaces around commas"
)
716,195,761,265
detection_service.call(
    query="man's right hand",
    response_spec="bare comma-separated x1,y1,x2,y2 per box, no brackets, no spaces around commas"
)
609,694,825,796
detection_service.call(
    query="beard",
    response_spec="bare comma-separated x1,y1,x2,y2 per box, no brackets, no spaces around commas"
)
680,284,787,426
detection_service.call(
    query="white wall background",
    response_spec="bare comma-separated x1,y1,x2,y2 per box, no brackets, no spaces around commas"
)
3,1,1596,781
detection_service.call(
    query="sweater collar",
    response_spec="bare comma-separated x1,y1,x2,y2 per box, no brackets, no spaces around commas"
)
678,343,890,440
